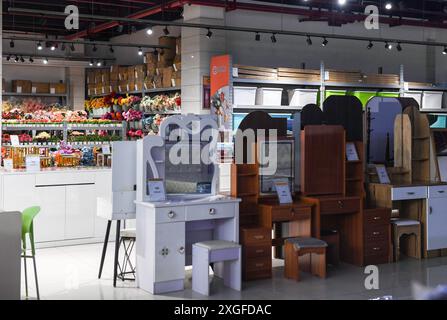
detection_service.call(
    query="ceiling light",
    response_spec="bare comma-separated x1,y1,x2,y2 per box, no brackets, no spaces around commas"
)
10,40,14,48
443,47,447,55
20,56,25,63
255,32,261,41
93,44,98,52
146,27,153,35
50,43,56,51
385,42,392,50
322,37,328,47
29,57,34,63
163,26,170,36
206,28,213,39
271,33,277,43
14,56,19,63
37,42,43,50
338,0,346,6
307,36,313,46
89,60,94,66
396,42,402,51
43,57,49,64
138,47,143,56
70,43,75,51
109,46,114,53
385,2,393,10
96,61,102,67
367,41,373,49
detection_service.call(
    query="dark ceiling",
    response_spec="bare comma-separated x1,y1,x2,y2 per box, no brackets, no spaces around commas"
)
3,0,447,41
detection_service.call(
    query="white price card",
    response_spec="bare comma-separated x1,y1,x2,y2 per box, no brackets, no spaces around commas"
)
102,144,111,155
376,165,391,184
274,179,293,204
10,135,20,147
26,155,41,173
147,179,166,202
3,159,13,171
346,142,359,161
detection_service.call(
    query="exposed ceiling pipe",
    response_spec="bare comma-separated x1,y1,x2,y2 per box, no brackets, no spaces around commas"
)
63,0,185,40
8,6,447,49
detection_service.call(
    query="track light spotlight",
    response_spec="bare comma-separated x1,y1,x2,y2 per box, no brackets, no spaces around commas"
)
138,47,143,56
92,44,98,52
271,33,277,43
14,55,19,63
20,56,25,63
96,61,102,67
206,28,213,39
10,40,14,48
61,43,66,51
322,37,328,47
6,55,11,61
385,42,392,50
37,42,43,50
307,36,312,46
70,43,75,52
117,24,124,33
367,41,374,49
396,42,402,52
146,26,153,35
255,32,261,41
109,46,115,53
385,2,393,10
50,43,56,51
89,60,94,66
29,57,34,63
43,57,49,64
163,26,170,36
443,47,447,55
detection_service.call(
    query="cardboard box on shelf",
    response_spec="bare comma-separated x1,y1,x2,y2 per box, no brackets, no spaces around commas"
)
118,80,129,93
144,78,154,90
94,70,103,84
153,75,163,88
110,65,120,81
128,66,136,80
2,78,6,93
88,84,97,96
173,60,182,72
147,66,156,77
87,70,96,84
171,77,181,88
12,80,32,93
95,84,105,95
159,36,177,49
176,36,181,55
134,80,144,91
128,80,136,92
157,55,174,68
162,67,174,88
159,48,176,61
118,67,128,81
101,71,110,83
109,81,119,93
49,83,67,94
134,65,147,80
31,82,50,94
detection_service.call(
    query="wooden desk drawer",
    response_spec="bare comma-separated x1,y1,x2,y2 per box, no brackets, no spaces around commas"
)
428,185,447,199
245,256,272,273
272,206,311,222
241,227,271,245
365,239,389,256
185,203,235,221
243,245,271,259
364,225,389,242
364,208,391,227
392,186,426,201
320,198,360,215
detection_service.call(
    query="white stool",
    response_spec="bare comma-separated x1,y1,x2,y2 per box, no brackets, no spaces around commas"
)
192,240,242,296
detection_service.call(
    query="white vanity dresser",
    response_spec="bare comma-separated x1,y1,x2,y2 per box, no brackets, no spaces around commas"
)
134,115,240,294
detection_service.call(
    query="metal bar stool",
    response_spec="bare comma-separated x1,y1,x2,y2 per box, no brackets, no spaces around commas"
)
117,228,136,282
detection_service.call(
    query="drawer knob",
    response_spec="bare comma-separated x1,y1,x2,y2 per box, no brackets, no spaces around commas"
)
373,216,381,221
209,208,216,215
373,247,381,251
178,247,185,254
168,211,176,219
338,201,344,208
373,232,380,236
255,263,265,268
407,192,415,195
254,235,265,240
255,249,265,254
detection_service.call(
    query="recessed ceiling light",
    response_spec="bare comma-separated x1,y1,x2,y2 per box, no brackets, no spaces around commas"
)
146,27,153,35
385,2,393,10
37,42,43,50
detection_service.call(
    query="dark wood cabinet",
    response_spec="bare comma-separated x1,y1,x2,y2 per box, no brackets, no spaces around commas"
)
363,208,391,265
240,226,272,281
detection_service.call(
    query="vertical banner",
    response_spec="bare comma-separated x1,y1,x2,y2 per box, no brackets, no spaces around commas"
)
210,55,233,140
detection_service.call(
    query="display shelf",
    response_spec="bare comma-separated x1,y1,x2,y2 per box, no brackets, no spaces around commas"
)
2,92,69,98
2,125,65,131
234,105,302,113
2,141,113,148
67,124,123,130
87,87,181,98
143,110,182,116
234,77,320,86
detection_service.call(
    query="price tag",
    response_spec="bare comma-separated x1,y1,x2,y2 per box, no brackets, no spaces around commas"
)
274,179,293,204
32,87,37,94
50,87,56,94
17,86,22,93
26,155,41,173
232,67,239,78
404,82,409,91
102,144,111,155
3,159,13,171
10,135,20,147
147,179,166,202
324,71,330,81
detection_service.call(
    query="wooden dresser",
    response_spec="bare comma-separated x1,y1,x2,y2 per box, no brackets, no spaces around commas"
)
240,227,272,281
363,208,391,265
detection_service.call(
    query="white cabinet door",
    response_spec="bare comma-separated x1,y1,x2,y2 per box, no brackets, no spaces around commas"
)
2,175,36,212
427,198,447,250
154,222,185,283
66,184,96,239
34,186,66,243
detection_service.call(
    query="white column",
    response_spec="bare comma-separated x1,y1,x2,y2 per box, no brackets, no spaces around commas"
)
181,5,227,115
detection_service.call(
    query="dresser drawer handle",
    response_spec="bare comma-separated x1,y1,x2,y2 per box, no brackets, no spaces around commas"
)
338,201,344,208
209,208,216,215
407,192,415,195
253,235,265,240
373,216,381,221
255,249,265,254
178,247,185,254
168,211,176,219
373,232,381,236
373,247,381,251
438,190,445,194
255,263,265,268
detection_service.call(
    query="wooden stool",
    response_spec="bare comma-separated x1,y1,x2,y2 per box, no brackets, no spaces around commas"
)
391,219,421,261
192,240,241,296
284,237,327,281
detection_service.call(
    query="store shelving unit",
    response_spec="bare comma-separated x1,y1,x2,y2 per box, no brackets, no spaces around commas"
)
87,87,181,99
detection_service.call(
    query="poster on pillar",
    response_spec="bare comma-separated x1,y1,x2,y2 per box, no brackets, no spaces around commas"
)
210,55,233,142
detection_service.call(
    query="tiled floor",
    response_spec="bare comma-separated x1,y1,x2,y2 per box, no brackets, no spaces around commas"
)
21,243,447,300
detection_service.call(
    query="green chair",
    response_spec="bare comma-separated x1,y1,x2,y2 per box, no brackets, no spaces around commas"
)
21,206,41,300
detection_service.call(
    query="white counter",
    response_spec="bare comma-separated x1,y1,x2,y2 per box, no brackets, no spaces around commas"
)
0,167,113,247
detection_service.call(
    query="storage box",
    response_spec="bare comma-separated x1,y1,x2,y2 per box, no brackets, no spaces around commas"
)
422,91,444,110
160,48,176,61
101,71,110,83
145,52,158,67
162,67,174,88
88,84,96,96
144,78,154,90
402,91,422,108
159,36,177,49
134,80,144,91
127,66,136,80
157,52,174,68
118,81,129,93
87,70,96,84
134,65,146,80
173,60,182,72
31,82,50,94
288,89,318,107
256,88,283,106
12,80,32,93
172,77,181,87
94,70,103,84
118,67,128,81
153,75,163,88
49,83,67,94
234,87,257,106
